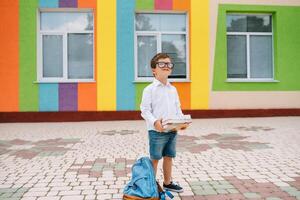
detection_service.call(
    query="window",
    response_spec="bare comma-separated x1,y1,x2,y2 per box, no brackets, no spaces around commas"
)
226,14,274,80
38,10,94,82
135,13,189,81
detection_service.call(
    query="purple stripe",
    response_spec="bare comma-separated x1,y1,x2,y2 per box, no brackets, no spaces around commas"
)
59,83,78,111
59,0,77,8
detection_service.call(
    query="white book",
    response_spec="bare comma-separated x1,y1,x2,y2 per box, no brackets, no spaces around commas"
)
162,115,192,131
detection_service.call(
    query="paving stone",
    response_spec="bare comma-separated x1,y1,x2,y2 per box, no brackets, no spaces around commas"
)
243,192,262,198
61,196,84,200
227,188,239,194
23,191,47,197
37,197,60,200
194,189,217,195
216,189,228,194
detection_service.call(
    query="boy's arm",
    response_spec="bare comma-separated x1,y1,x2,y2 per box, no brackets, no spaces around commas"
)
140,88,157,127
175,89,184,117
175,91,189,130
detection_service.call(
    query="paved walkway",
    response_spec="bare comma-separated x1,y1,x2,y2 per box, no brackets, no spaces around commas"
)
0,117,300,200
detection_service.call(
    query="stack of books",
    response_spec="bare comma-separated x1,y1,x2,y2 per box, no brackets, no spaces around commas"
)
162,115,192,132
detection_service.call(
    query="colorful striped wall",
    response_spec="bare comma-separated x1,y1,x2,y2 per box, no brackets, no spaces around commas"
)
0,0,210,112
0,0,98,112
1,0,299,113
134,0,193,111
116,0,209,111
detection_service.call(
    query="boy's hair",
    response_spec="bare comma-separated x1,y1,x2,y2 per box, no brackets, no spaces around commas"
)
150,53,171,69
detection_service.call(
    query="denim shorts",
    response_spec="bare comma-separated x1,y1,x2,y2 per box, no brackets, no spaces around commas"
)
148,130,177,160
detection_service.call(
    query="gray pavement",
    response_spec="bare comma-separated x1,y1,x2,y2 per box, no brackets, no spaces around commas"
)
0,117,300,200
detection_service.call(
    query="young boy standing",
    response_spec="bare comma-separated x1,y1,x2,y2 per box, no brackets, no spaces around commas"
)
140,53,188,193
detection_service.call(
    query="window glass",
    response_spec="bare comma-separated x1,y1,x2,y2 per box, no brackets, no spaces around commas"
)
247,15,272,32
136,13,186,32
39,11,94,82
162,34,186,78
227,15,272,32
68,33,93,79
227,15,247,32
137,35,157,77
250,35,273,78
42,35,63,77
135,13,187,79
41,12,93,31
226,14,273,80
227,35,247,78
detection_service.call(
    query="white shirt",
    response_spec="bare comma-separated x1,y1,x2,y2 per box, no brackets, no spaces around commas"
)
140,78,184,131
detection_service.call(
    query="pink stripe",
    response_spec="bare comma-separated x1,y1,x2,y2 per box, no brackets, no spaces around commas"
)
155,0,172,10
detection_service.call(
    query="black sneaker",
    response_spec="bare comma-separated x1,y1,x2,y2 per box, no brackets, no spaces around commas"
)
163,181,184,193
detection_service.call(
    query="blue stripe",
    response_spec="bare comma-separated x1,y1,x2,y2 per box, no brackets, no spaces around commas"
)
39,84,59,111
38,1,59,111
116,0,136,111
39,0,58,8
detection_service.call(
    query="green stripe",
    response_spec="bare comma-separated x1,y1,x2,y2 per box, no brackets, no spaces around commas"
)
135,0,153,110
135,83,150,110
136,0,154,10
19,0,39,111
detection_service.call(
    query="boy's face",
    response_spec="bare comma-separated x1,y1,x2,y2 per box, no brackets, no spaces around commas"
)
152,58,173,79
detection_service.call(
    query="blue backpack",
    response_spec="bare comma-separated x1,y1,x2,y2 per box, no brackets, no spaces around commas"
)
123,157,174,200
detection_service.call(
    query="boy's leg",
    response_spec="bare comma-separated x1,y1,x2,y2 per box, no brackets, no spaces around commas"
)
161,132,183,193
149,130,168,176
162,132,177,185
162,156,172,185
162,155,183,193
152,159,159,176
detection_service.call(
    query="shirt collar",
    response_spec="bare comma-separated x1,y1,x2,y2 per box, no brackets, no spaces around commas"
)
153,78,171,87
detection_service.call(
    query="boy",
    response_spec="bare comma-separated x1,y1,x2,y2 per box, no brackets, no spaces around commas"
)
140,53,188,193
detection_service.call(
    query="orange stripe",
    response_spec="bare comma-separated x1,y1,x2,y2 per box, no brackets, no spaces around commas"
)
77,0,97,111
0,1,19,111
78,83,97,111
173,83,191,110
78,0,96,8
173,0,191,110
173,0,190,10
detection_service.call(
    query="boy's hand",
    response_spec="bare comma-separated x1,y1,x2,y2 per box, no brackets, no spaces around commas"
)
179,123,189,130
154,118,164,132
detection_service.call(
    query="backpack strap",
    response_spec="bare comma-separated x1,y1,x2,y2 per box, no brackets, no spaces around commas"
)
165,190,174,199
159,190,174,200
160,192,166,200
156,181,174,200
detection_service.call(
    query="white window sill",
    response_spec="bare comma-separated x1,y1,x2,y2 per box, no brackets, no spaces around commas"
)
226,79,279,83
133,78,191,83
35,80,96,83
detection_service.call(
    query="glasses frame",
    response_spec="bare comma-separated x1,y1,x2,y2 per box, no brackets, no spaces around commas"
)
156,62,174,69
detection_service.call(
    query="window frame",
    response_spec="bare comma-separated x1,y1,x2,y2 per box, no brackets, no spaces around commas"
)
226,13,275,82
134,11,190,82
37,8,95,83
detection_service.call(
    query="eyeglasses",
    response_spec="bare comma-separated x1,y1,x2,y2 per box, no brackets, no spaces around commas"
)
156,62,174,69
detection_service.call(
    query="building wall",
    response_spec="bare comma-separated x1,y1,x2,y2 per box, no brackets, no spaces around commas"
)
0,0,299,113
0,0,98,112
210,0,300,109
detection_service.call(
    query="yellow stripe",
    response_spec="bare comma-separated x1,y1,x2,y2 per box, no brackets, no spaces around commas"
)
97,0,116,111
190,0,210,109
